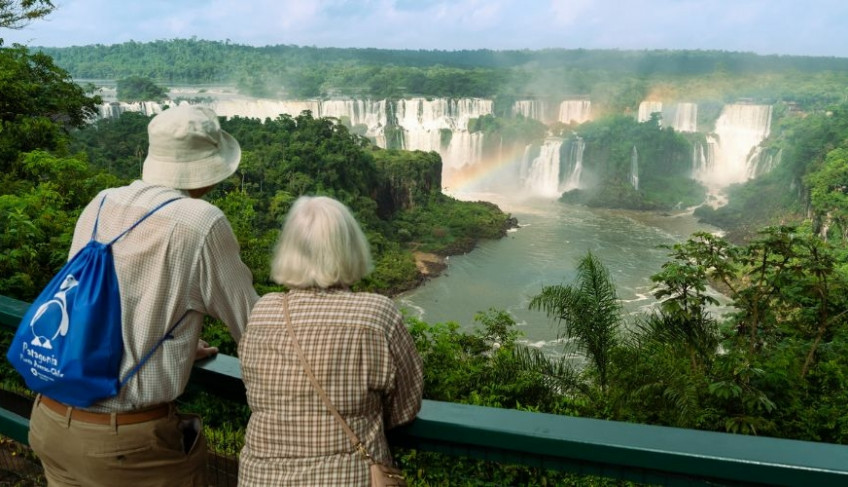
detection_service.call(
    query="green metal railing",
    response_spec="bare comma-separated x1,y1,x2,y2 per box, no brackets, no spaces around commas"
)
2,294,848,486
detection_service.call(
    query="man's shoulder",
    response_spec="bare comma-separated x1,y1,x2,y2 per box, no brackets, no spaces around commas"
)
173,196,225,219
101,182,229,236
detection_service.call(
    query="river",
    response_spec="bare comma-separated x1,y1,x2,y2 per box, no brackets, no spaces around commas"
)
395,193,725,358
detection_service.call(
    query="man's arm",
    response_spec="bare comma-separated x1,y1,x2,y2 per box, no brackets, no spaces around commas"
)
197,216,260,342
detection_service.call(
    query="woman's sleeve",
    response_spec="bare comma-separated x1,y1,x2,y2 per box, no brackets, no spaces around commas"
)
384,314,424,429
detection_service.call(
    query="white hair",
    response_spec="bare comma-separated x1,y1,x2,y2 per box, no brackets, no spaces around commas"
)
270,196,373,288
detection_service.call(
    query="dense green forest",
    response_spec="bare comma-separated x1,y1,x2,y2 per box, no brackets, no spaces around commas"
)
34,39,848,110
4,31,848,485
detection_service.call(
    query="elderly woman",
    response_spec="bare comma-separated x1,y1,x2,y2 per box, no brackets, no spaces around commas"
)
237,195,424,486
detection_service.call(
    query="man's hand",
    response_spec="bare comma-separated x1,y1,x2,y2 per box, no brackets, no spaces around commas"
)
195,339,219,361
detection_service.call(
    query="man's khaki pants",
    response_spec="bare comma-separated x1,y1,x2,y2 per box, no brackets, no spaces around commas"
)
28,398,208,487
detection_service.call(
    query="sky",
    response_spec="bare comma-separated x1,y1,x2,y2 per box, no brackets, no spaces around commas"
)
3,0,848,58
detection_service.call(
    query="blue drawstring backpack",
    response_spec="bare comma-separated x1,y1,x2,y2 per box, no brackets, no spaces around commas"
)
6,195,185,407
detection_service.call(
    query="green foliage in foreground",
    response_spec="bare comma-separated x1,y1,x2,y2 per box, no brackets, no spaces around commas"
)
529,252,621,392
525,229,848,440
0,0,54,30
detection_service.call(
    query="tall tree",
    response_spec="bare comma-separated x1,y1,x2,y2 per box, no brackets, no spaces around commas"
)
0,44,100,179
0,43,108,300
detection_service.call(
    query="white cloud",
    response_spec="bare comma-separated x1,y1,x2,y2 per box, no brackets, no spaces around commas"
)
548,0,596,26
1,0,846,56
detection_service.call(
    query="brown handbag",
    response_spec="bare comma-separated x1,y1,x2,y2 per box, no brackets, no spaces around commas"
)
282,296,407,487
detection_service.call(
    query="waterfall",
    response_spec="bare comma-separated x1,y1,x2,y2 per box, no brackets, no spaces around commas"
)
562,136,585,191
638,101,663,123
442,131,485,171
98,103,123,119
512,100,547,121
518,144,534,181
558,100,592,124
671,102,698,132
691,141,709,180
748,148,782,179
96,94,493,188
697,104,773,188
524,138,564,197
209,98,320,121
630,146,639,190
743,144,784,181
319,99,388,131
91,88,777,202
641,101,697,131
394,97,492,170
395,97,492,132
98,101,167,119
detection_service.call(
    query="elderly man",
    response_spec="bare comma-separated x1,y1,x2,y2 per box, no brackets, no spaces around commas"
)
27,105,259,487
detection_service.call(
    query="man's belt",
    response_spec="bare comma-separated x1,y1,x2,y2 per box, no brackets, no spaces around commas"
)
38,395,171,426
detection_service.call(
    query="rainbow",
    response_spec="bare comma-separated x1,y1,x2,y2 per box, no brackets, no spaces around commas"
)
442,143,529,194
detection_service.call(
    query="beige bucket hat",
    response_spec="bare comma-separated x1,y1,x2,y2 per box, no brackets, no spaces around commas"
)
142,105,241,190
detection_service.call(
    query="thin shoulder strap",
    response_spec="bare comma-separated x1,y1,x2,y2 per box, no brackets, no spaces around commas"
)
89,194,188,389
90,195,109,241
92,195,182,245
283,296,373,460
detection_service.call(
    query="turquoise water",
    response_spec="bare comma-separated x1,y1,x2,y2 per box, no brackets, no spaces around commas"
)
395,194,724,357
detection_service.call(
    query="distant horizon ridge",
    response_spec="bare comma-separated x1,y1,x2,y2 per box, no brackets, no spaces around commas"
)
21,38,848,59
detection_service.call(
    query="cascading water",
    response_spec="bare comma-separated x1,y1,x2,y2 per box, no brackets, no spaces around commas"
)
558,100,592,124
442,130,485,172
511,99,565,124
93,89,776,203
512,100,547,121
691,142,709,179
519,136,584,198
95,94,492,193
394,97,492,172
638,101,663,123
630,146,639,190
209,98,320,121
748,148,782,179
562,136,585,191
98,101,166,118
523,138,564,198
518,144,534,181
671,102,698,132
319,99,390,145
696,104,773,188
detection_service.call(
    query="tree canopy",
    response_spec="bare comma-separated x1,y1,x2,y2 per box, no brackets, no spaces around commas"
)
0,0,53,31
116,75,168,102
